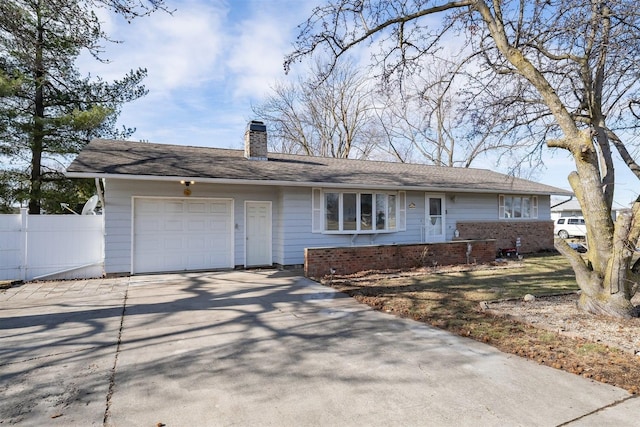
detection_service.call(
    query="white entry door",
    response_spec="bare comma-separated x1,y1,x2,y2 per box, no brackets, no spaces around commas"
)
425,194,446,242
245,201,272,267
133,198,234,274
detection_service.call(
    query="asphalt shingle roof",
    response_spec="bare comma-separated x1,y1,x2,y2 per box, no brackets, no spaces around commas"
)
66,138,572,195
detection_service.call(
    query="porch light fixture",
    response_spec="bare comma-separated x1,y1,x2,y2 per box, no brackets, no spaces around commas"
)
180,180,195,196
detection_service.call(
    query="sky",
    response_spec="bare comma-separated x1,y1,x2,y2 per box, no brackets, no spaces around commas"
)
78,0,638,208
81,0,315,149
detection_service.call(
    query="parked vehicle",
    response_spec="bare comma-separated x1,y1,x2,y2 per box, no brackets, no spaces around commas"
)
568,242,588,253
554,217,586,239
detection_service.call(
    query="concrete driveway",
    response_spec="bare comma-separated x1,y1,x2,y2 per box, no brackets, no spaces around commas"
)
1,270,638,426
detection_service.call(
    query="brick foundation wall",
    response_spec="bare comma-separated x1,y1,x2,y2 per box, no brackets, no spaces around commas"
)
304,240,496,278
455,221,553,253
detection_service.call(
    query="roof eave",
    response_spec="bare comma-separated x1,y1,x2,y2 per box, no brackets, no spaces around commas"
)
66,171,573,196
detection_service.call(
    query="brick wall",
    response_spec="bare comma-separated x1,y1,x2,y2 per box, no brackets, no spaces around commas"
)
455,221,553,253
304,240,496,278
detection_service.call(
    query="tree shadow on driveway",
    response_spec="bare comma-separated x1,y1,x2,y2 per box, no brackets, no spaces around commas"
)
0,270,631,426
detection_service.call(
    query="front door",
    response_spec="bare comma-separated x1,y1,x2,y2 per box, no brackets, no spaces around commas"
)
425,194,446,242
245,201,272,267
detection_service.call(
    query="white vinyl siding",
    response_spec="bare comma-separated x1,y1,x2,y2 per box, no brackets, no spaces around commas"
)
101,180,553,272
103,180,279,274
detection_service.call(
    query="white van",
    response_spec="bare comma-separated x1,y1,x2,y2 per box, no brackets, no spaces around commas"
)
554,217,586,239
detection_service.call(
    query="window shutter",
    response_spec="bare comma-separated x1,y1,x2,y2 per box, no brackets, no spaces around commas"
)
498,195,505,219
532,196,538,219
312,188,322,232
398,191,406,231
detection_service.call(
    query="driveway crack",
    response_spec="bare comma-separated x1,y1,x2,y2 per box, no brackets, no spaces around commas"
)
103,280,129,426
557,394,638,426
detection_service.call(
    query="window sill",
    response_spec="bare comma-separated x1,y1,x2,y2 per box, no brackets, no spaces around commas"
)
322,230,398,235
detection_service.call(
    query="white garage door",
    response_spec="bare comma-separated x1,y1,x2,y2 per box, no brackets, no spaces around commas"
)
133,198,234,274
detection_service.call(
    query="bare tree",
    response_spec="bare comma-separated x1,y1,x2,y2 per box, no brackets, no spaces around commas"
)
376,57,514,167
253,61,380,159
286,0,640,318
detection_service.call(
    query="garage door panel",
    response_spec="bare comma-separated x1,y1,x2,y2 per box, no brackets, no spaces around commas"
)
135,218,160,232
187,201,207,213
136,199,161,214
163,237,184,251
210,202,230,214
164,201,184,213
186,219,207,232
186,236,207,251
133,198,233,274
164,219,184,232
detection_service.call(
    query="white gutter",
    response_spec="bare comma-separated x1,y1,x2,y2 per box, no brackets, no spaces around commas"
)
65,171,573,196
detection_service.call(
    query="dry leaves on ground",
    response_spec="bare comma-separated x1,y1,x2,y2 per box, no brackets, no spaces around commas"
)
320,258,640,394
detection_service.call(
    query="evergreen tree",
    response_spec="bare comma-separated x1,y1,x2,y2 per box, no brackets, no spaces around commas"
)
0,0,166,213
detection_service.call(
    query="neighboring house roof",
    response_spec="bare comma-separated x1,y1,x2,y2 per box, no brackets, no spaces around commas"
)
67,139,572,195
551,197,582,212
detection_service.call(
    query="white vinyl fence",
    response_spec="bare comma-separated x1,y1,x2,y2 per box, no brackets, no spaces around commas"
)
0,209,104,282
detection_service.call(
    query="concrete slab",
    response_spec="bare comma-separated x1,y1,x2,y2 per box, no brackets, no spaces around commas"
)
1,271,637,426
106,271,634,427
0,279,127,425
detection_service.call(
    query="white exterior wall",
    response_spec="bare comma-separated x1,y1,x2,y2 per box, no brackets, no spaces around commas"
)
103,180,281,274
102,179,553,273
446,192,551,239
279,190,551,266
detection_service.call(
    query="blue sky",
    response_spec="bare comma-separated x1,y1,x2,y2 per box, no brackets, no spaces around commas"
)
79,0,638,208
81,0,315,148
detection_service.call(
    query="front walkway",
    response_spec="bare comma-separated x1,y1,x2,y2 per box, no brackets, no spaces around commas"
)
1,271,637,426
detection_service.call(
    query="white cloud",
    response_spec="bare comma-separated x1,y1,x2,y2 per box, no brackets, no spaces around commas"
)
225,0,313,100
80,0,229,96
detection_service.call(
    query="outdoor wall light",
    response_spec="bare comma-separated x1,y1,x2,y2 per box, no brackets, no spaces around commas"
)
180,180,195,196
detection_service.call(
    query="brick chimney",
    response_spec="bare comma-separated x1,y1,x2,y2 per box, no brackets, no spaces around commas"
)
244,120,267,160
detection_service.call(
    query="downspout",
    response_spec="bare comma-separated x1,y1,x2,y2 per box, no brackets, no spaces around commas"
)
95,177,106,277
95,178,105,210
551,195,573,209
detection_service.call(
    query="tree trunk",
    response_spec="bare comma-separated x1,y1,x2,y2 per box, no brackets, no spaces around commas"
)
555,212,639,319
576,292,637,318
29,1,45,215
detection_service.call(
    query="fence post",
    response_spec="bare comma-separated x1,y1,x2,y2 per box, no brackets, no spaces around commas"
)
20,208,28,282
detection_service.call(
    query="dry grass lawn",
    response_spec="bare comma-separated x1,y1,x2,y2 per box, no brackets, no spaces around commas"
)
320,254,640,394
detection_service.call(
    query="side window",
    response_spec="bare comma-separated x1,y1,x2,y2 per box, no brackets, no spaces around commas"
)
558,218,565,224
499,195,538,219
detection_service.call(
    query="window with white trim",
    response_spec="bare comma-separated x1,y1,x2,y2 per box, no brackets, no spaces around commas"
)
499,195,538,219
312,189,406,233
